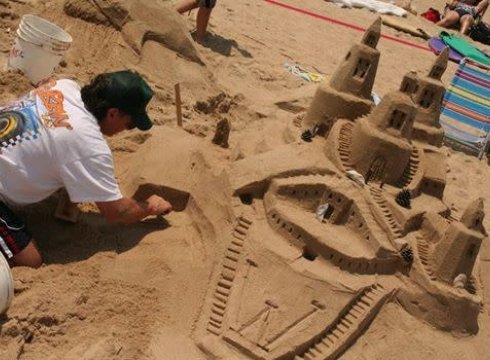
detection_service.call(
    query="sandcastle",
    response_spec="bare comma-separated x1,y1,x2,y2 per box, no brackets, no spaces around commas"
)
194,19,486,359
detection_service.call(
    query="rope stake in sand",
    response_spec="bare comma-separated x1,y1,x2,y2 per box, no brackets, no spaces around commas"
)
264,0,431,52
175,83,183,127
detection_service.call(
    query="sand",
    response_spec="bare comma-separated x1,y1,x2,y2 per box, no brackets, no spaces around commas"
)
0,0,490,359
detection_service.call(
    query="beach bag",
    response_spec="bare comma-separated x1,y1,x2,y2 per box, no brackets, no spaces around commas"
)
469,22,490,45
421,8,441,23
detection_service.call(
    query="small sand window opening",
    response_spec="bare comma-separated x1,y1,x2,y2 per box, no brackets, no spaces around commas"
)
353,58,371,79
420,89,435,109
389,110,406,130
303,247,318,261
467,243,477,258
239,193,253,205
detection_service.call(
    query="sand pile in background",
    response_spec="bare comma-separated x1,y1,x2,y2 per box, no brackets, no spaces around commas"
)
0,0,489,359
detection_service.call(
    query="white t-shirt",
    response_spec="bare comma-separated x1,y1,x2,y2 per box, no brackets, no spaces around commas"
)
0,79,122,206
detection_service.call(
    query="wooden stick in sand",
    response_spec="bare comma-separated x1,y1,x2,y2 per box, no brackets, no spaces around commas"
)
175,83,183,127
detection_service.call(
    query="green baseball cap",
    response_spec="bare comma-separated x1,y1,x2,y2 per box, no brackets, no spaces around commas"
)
106,70,154,131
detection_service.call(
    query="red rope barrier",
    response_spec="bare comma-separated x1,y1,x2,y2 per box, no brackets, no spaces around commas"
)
264,0,432,52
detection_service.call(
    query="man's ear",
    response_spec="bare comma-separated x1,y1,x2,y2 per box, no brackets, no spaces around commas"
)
105,107,119,120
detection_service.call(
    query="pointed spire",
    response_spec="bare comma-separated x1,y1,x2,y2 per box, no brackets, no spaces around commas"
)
362,17,382,49
428,47,449,80
460,198,486,234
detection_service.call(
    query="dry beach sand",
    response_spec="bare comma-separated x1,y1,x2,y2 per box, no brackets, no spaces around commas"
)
0,0,490,359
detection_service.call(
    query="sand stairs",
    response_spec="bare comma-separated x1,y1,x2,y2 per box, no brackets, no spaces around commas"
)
337,122,354,170
294,283,394,360
447,208,461,223
369,187,403,239
396,147,420,188
415,235,437,281
207,216,253,336
417,235,479,296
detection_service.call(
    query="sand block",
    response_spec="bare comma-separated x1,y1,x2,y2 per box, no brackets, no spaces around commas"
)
230,144,336,197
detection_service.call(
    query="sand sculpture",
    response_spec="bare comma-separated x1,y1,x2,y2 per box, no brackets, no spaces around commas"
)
194,19,486,359
301,18,381,137
63,0,221,102
64,0,203,64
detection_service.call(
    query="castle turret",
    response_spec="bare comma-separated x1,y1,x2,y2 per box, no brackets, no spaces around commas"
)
431,199,486,284
348,91,416,184
302,18,382,137
404,48,449,146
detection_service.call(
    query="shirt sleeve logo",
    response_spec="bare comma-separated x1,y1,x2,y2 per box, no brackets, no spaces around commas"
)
32,80,73,130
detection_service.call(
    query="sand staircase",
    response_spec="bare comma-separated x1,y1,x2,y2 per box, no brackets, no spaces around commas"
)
416,235,479,296
294,283,395,360
207,216,253,336
397,147,420,188
369,187,403,239
415,235,437,281
447,208,461,223
337,122,354,170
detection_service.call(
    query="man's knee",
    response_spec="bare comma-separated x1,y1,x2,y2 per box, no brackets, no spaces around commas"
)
12,241,43,268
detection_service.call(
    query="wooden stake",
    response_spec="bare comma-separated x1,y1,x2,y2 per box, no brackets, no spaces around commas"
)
174,83,183,127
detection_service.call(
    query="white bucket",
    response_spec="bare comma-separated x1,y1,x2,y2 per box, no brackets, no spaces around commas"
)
0,254,14,315
7,15,72,84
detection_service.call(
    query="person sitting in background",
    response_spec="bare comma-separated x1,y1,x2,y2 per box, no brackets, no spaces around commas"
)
175,0,216,42
437,0,489,35
0,70,173,268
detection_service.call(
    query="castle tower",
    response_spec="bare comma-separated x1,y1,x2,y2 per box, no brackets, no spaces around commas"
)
405,48,449,146
431,199,486,284
302,18,382,136
348,91,416,184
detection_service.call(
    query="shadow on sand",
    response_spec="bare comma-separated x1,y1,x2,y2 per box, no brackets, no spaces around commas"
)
195,32,253,58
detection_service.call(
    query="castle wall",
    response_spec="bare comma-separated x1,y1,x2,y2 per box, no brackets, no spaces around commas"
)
431,223,484,283
350,120,412,184
302,85,373,133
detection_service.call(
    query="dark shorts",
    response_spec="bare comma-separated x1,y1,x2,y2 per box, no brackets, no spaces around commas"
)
455,4,478,18
0,201,32,260
198,0,216,9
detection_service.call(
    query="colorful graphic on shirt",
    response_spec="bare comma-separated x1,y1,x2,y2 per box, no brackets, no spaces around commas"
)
32,79,72,130
0,97,40,150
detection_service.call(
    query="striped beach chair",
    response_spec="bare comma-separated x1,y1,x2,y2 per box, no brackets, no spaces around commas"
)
439,58,490,158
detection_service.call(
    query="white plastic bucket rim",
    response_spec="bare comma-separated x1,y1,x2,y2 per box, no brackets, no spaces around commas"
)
21,14,72,45
16,29,69,55
0,254,14,315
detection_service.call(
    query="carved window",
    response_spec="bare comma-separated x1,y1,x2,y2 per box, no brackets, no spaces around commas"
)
353,58,371,79
388,110,406,130
366,156,386,183
365,34,377,47
420,89,435,108
467,243,477,258
429,66,443,79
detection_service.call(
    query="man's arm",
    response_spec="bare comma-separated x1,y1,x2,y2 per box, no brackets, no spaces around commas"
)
96,195,172,224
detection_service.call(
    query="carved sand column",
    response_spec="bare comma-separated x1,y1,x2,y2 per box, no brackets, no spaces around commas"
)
302,18,382,137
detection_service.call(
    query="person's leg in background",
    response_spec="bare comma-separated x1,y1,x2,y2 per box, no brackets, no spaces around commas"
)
459,13,475,34
196,5,213,42
436,10,461,29
175,0,199,14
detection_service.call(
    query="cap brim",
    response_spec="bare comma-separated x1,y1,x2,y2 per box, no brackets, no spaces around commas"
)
133,110,153,131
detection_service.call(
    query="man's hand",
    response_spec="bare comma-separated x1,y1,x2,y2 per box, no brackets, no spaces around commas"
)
97,195,173,224
144,195,173,216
